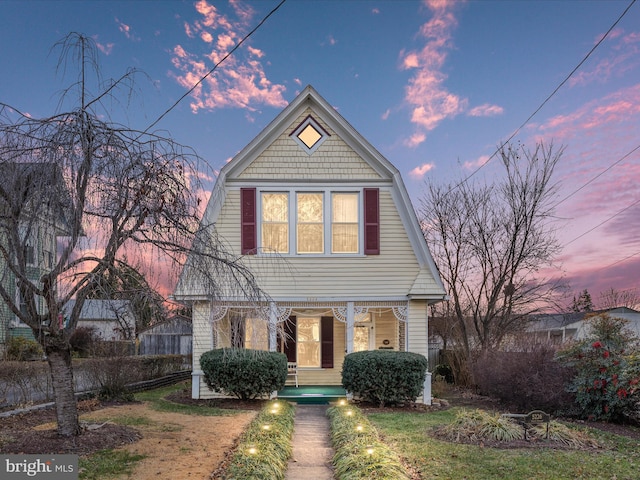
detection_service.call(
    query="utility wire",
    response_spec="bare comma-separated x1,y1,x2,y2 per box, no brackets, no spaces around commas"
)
564,197,640,247
553,143,640,208
596,250,640,273
448,0,637,193
143,0,287,135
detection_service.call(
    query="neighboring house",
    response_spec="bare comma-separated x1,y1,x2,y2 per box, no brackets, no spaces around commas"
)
527,307,640,343
174,86,447,403
0,163,70,351
63,299,135,341
138,317,192,356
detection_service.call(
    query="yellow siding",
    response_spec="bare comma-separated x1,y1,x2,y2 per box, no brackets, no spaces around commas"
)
373,313,399,350
406,300,428,357
238,109,381,181
208,189,425,298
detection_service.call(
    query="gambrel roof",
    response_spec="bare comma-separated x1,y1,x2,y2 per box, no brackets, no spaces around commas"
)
176,85,446,301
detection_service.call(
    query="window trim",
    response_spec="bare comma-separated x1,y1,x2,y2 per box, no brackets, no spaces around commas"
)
290,115,331,154
257,187,370,257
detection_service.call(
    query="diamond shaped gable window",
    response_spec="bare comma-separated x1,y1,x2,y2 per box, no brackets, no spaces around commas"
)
298,124,322,149
291,115,329,154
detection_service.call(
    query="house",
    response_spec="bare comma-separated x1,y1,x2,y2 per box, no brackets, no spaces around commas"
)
63,299,136,341
138,317,192,356
527,307,640,343
173,86,447,403
0,163,71,352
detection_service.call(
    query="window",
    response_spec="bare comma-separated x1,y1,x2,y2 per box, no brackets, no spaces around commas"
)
44,250,54,269
261,192,289,253
279,316,334,368
245,317,268,351
331,193,359,253
297,317,320,367
291,115,329,153
242,188,379,256
297,193,323,253
24,245,35,265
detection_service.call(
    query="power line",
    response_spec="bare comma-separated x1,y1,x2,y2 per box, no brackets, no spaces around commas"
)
448,0,637,193
596,250,640,273
564,197,640,247
553,143,640,208
143,0,287,135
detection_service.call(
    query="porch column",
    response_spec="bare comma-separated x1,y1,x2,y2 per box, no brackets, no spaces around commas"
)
268,301,277,352
346,301,355,354
423,372,433,406
424,302,432,405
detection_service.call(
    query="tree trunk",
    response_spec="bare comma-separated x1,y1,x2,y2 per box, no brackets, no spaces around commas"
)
46,346,80,437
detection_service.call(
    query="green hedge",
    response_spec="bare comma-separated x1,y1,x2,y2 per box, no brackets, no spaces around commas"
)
342,350,427,407
200,348,288,400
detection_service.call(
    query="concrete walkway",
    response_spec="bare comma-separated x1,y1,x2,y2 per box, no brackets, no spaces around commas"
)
286,404,334,480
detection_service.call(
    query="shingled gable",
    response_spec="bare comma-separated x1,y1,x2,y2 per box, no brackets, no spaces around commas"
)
187,85,444,299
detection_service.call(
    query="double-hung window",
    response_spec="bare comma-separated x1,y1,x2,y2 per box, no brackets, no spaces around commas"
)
261,192,289,253
331,193,359,253
297,193,324,254
241,187,378,256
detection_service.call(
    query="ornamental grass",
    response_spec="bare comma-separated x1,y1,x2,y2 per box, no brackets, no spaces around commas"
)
223,400,295,480
327,402,410,480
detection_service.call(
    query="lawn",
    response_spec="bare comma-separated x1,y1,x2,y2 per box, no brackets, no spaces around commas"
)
368,408,640,480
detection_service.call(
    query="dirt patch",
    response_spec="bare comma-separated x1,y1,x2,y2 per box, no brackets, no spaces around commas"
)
0,393,258,480
82,403,255,479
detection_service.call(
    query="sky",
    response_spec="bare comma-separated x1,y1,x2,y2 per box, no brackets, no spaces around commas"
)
1,0,639,308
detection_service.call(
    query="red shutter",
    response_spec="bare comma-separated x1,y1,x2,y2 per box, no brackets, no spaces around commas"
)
283,316,297,363
363,188,380,255
240,188,257,254
321,316,334,368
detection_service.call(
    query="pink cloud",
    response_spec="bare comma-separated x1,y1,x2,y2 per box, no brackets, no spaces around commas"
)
569,28,640,87
463,155,490,170
116,18,139,41
468,104,504,117
400,2,470,146
404,131,427,148
94,39,114,56
409,162,436,180
171,0,287,113
539,84,640,140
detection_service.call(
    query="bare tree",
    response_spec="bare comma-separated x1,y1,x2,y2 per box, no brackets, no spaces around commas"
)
0,33,262,436
420,142,565,356
598,287,640,310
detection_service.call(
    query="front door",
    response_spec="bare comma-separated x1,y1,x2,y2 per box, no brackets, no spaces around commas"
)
354,323,373,352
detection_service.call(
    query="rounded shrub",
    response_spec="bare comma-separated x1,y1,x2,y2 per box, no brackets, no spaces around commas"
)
556,314,640,422
341,350,428,407
5,336,43,361
200,348,288,400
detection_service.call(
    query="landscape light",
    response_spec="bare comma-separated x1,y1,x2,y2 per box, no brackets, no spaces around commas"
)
346,410,353,416
355,425,363,432
262,424,271,431
366,446,375,455
247,446,258,455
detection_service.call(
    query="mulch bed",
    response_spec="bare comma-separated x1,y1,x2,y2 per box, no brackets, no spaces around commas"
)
0,399,141,454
